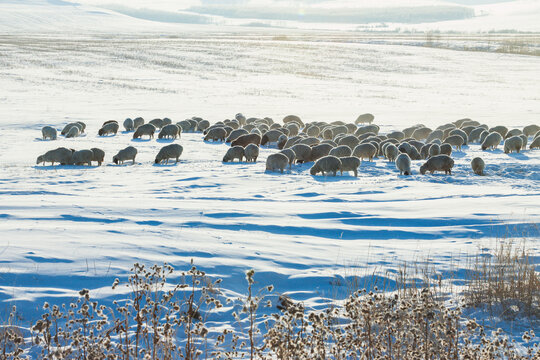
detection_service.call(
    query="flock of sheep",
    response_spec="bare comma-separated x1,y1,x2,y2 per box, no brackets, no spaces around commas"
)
37,114,540,177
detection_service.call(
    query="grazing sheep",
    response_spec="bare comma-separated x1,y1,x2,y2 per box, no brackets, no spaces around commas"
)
42,126,57,140
310,156,341,176
66,126,81,138
265,153,289,173
291,144,312,163
280,148,296,168
133,117,144,129
149,118,165,130
355,124,379,136
283,115,303,127
444,135,465,150
519,134,528,150
61,122,82,135
461,126,476,136
162,118,172,126
309,143,333,162
75,121,86,133
226,129,249,143
398,142,412,154
523,124,540,137
471,157,485,176
91,148,105,166
158,124,181,139
505,129,523,139
222,146,244,162
479,130,489,144
449,128,468,145
338,135,360,149
261,129,285,146
331,125,349,138
36,147,73,165
420,144,430,159
339,156,361,176
355,113,374,125
71,149,93,166
468,127,486,143
286,123,300,137
352,143,376,161
231,133,262,148
420,155,454,175
387,131,406,141
197,120,210,132
408,140,424,153
412,127,432,141
408,146,421,160
102,120,118,127
98,122,119,136
251,128,262,136
504,135,523,154
177,120,194,133
426,130,443,143
428,144,441,158
530,136,540,150
204,127,227,142
481,132,503,151
357,132,377,142
430,139,442,145
385,144,399,162
395,153,412,175
489,125,508,139
329,145,353,158
439,143,452,156
344,123,357,134
155,144,183,164
282,136,302,149
133,123,156,139
244,144,259,162
113,146,138,165
124,118,134,131
297,137,320,147
403,125,425,138
453,118,471,128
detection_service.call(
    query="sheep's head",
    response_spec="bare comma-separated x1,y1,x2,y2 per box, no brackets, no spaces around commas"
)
98,128,105,136
404,170,411,176
36,155,43,165
309,166,319,176
419,164,427,175
260,135,268,146
113,156,119,165
155,157,161,164
222,155,229,163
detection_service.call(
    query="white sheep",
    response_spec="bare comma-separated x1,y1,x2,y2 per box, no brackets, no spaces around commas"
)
481,132,503,151
98,122,119,136
66,126,81,138
261,130,285,146
523,124,540,137
113,146,138,165
503,135,523,154
133,123,156,139
279,148,296,168
204,127,227,142
340,156,361,177
61,122,81,135
71,149,93,166
385,143,399,162
355,113,374,125
226,129,249,143
395,153,412,175
444,135,464,150
387,131,405,141
505,129,523,139
283,115,304,127
310,156,342,176
197,120,210,132
352,143,376,161
223,146,245,162
244,144,259,162
297,137,320,147
133,117,144,129
412,127,432,141
291,144,312,163
440,143,452,156
468,127,486,143
158,124,181,139
420,155,454,175
149,118,164,130
309,143,333,162
91,148,105,166
488,125,508,139
36,147,73,166
471,157,485,176
265,153,289,173
428,143,440,158
530,136,540,150
41,126,57,140
124,118,134,131
448,128,468,145
155,144,183,164
338,135,360,149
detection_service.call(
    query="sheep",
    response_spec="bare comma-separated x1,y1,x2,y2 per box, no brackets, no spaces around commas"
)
310,156,342,176
309,143,333,162
61,122,82,135
428,144,441,158
338,135,360,149
403,124,425,138
251,128,262,136
321,140,338,147
351,143,376,161
355,124,379,136
440,143,452,156
426,130,443,143
469,127,486,143
113,146,137,164
505,129,523,139
231,133,262,147
461,126,476,136
98,121,119,136
66,126,81,138
283,115,304,127
398,142,412,154
355,113,374,125
222,146,244,162
197,120,210,132
412,127,432,141
329,145,353,159
71,149,93,166
395,153,412,175
408,140,424,153
241,143,259,162
420,155,454,175
339,156,361,177
286,123,300,137
42,126,57,140
344,123,357,134
133,117,144,129
226,129,249,143
420,144,430,159
261,130,285,146
162,118,172,126
177,120,194,133
158,124,181,139
90,148,105,166
265,153,289,173
204,127,227,142
235,113,246,125
225,120,240,130
503,135,523,154
448,128,468,145
385,144,399,162
75,121,86,133
489,125,508,139
479,130,489,144
102,120,118,127
408,146,421,160
453,118,472,128
471,157,485,176
280,148,296,168
155,144,183,164
519,134,528,150
291,144,312,163
330,125,348,138
297,137,320,147
523,124,540,137
481,132,503,151
149,118,164,130
444,135,465,150
358,132,377,142
36,147,73,165
124,118,134,131
133,123,156,139
282,136,302,149
530,136,540,150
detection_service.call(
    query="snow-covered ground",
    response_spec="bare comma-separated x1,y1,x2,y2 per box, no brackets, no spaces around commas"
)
0,33,539,344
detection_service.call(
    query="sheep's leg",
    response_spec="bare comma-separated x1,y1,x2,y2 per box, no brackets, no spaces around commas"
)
354,170,357,177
